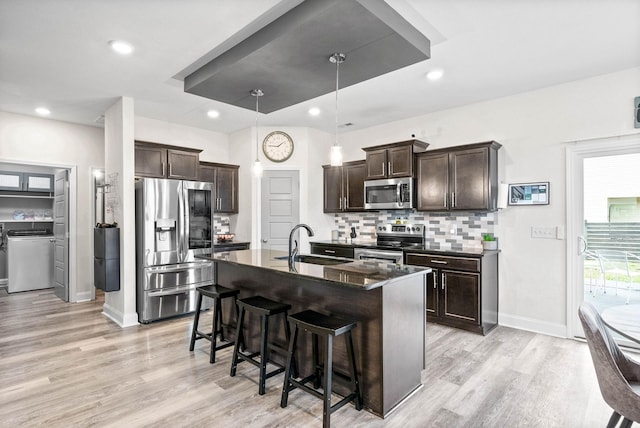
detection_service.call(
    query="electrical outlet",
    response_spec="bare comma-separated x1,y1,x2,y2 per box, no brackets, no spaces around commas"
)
531,226,556,239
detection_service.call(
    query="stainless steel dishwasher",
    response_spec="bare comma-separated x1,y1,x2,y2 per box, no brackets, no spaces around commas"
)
7,230,54,293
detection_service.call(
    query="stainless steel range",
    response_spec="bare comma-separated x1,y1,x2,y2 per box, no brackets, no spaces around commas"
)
353,223,425,263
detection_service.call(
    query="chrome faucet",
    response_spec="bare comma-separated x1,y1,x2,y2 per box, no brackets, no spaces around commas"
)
289,223,314,270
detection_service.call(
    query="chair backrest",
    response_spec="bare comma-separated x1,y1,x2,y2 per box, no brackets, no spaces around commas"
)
578,302,640,422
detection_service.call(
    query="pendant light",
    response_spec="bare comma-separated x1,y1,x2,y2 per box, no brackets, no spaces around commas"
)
329,53,345,166
251,89,264,177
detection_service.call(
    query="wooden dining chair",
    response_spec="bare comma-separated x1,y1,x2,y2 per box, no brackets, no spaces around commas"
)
578,302,640,427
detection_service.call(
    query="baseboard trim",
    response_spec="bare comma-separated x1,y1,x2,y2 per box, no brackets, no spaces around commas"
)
102,303,139,328
0,278,7,286
499,313,568,338
74,290,93,302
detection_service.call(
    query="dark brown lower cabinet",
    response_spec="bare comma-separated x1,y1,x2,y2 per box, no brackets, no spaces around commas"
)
406,251,498,335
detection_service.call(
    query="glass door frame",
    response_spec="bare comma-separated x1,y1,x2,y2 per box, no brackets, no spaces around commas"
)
566,132,640,339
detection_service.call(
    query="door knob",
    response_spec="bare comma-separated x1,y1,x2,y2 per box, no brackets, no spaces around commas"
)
261,239,268,243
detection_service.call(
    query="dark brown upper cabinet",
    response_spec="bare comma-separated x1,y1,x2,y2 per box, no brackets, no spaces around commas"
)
323,160,366,213
416,141,501,212
134,141,201,181
199,162,239,214
362,139,428,180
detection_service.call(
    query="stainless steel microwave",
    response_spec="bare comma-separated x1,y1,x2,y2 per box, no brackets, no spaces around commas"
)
364,177,413,210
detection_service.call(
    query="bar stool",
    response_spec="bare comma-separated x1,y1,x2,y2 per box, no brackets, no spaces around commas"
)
230,295,294,395
189,284,240,364
280,310,362,428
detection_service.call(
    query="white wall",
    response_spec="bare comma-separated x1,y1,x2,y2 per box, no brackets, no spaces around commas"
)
135,116,229,162
231,125,334,251
0,111,104,301
338,66,640,336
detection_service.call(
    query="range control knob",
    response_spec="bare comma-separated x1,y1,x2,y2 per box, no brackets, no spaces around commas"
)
415,226,421,232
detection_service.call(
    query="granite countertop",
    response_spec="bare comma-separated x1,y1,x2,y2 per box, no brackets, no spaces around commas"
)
201,249,430,290
310,240,495,256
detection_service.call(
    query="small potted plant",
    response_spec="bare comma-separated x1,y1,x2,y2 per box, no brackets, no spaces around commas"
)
482,233,498,250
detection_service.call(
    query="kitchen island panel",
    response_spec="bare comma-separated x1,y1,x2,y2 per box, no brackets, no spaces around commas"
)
212,251,427,417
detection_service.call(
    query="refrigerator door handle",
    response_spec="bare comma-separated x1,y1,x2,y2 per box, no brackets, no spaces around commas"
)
178,182,186,262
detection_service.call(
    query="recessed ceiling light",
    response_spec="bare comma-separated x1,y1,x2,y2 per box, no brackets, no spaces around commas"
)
206,110,220,119
426,69,444,81
35,107,50,116
308,107,321,116
108,40,134,55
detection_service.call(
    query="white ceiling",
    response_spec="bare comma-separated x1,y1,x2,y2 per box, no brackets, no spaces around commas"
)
1,0,639,136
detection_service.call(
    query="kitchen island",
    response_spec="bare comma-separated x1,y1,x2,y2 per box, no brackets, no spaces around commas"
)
200,249,429,418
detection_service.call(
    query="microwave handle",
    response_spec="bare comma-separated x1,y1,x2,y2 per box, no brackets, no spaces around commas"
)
397,184,402,204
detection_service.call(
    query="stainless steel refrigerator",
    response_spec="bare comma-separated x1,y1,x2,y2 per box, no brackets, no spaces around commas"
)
135,178,214,323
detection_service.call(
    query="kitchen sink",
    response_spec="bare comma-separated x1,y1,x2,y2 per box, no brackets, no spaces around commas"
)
274,254,353,266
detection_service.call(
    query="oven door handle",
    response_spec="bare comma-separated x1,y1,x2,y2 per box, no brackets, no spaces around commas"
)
354,249,403,263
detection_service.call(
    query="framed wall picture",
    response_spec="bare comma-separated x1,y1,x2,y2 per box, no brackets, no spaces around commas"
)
508,182,550,206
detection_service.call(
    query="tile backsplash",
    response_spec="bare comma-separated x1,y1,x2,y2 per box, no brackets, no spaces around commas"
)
333,210,497,251
214,215,230,234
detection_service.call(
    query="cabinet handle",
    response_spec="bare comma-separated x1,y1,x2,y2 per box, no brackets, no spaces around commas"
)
441,273,446,290
169,163,173,177
343,196,347,210
433,271,437,288
431,260,448,264
382,162,385,176
444,193,447,207
325,249,336,254
451,192,455,208
388,161,391,176
162,162,165,176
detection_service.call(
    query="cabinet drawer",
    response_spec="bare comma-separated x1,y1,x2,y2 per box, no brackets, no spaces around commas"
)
405,253,480,272
310,244,354,259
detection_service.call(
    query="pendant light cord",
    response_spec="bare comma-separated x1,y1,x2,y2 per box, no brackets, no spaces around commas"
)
255,92,260,161
335,57,339,146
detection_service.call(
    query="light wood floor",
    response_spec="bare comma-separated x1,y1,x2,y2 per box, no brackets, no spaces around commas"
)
0,288,614,427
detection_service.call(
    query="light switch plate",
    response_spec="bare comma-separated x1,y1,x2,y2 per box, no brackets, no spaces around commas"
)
531,226,556,239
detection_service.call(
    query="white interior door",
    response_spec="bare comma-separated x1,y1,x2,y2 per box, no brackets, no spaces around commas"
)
567,134,640,339
53,170,69,301
260,170,299,252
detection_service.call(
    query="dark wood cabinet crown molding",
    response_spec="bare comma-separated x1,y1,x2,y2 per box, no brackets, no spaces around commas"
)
134,140,202,153
361,139,429,153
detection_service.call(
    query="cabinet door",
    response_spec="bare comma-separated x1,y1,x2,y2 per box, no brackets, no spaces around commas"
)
215,166,238,213
0,171,24,191
450,147,489,210
167,149,199,180
198,164,216,184
365,149,387,180
441,270,480,325
416,153,449,211
426,269,440,318
344,162,365,211
323,166,343,213
388,145,413,177
24,173,54,192
135,145,166,178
